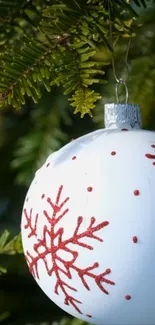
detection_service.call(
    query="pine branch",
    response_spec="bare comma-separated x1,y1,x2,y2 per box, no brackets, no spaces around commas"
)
0,36,54,109
0,0,51,47
69,87,102,117
0,230,23,255
0,0,27,21
0,229,22,275
0,0,153,117
0,0,112,116
0,0,49,25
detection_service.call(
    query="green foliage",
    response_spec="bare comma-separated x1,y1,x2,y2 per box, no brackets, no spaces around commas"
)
51,318,89,325
69,87,102,117
0,312,10,323
0,264,7,275
0,0,152,117
0,38,53,108
11,90,70,185
0,0,44,46
24,318,90,325
0,229,23,275
0,229,23,255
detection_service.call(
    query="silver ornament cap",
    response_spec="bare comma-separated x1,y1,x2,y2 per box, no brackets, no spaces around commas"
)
104,103,142,130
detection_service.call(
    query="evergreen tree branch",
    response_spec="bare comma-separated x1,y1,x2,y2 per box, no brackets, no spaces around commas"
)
0,0,47,46
0,229,22,256
0,0,154,116
0,229,23,275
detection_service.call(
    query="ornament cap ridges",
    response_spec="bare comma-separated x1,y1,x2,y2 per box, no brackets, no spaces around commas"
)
104,103,142,129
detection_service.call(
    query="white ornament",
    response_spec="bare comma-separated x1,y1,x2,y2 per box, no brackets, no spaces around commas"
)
21,103,155,325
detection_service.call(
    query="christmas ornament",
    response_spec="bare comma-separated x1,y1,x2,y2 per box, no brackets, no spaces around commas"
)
21,102,155,325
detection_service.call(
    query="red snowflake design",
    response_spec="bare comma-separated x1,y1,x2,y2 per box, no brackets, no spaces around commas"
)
23,185,115,315
24,208,38,238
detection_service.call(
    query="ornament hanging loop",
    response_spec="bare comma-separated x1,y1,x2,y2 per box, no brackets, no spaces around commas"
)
115,79,129,104
112,38,131,104
112,38,131,84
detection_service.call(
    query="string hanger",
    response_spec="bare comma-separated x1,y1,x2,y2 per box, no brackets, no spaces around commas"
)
107,2,131,105
111,38,131,104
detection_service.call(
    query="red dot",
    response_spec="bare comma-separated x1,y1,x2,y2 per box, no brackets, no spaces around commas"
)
111,151,116,156
145,153,155,159
151,144,155,148
125,295,131,300
41,194,45,199
153,162,155,166
134,189,140,196
106,268,111,274
72,156,76,160
46,163,50,167
87,186,93,192
133,236,138,243
122,128,128,131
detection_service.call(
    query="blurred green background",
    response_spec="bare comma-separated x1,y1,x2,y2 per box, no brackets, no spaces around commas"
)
0,1,155,325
